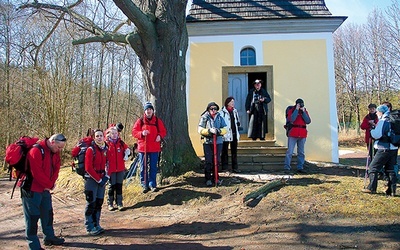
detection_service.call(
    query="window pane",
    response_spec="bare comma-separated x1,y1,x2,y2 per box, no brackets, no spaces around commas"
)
240,48,256,66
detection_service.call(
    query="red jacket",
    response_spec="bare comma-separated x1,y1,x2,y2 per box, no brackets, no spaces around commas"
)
132,115,167,153
27,139,61,192
106,138,129,173
287,107,311,138
85,144,108,182
360,113,378,144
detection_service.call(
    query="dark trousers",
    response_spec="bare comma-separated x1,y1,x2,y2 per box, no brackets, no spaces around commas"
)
221,140,238,170
367,149,397,193
203,143,222,182
21,189,55,250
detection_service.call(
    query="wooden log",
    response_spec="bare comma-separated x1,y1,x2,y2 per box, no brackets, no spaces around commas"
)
243,179,286,203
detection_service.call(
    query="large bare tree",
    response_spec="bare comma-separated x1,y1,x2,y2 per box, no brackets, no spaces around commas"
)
19,0,199,175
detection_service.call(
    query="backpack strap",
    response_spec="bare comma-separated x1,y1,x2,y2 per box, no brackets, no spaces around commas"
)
140,116,159,133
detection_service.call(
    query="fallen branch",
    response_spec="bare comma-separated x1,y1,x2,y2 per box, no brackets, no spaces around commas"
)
243,179,286,203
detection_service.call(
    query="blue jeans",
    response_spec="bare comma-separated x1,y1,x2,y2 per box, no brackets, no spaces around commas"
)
139,152,159,188
84,178,105,231
21,189,55,250
284,137,306,170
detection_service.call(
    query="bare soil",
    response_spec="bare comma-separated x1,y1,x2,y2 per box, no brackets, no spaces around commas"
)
0,148,399,250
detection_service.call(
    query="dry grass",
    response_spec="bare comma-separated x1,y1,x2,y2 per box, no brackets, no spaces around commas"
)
338,129,365,148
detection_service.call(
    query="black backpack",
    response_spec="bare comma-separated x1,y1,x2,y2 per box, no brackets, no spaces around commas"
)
283,106,295,137
388,110,400,146
71,137,95,177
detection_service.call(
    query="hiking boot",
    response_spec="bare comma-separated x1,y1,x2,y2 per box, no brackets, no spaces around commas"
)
87,227,102,236
44,236,65,246
108,205,115,211
150,186,158,192
95,226,105,233
361,189,376,194
206,180,213,187
232,169,241,173
142,187,150,193
297,169,307,174
284,169,292,174
118,205,125,211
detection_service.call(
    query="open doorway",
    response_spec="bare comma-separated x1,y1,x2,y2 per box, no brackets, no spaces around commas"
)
222,66,274,140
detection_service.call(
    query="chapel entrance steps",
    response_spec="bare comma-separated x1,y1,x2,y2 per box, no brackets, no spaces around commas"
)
234,139,297,172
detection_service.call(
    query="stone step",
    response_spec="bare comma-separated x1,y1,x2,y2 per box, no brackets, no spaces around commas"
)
237,146,288,154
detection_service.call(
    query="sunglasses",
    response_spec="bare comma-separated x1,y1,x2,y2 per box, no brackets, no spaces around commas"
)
209,107,218,111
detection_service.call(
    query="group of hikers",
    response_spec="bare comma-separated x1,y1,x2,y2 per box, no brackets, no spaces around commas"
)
15,101,167,249
12,79,397,249
198,79,312,186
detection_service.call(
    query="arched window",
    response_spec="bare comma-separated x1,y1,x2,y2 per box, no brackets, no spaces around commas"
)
240,48,256,65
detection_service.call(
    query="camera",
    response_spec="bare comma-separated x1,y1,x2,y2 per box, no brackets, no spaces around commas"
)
299,103,304,108
254,94,260,103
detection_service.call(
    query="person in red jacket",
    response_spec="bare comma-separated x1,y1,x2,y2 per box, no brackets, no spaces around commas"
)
105,126,130,211
284,98,311,173
132,102,167,193
360,103,378,160
22,133,67,249
84,129,109,236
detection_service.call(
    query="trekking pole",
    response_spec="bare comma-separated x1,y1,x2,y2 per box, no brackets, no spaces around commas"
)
213,133,218,187
363,138,372,189
144,131,147,189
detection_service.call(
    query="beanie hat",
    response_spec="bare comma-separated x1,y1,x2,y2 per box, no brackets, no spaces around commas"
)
144,102,154,111
376,104,388,113
116,122,124,132
206,102,219,111
224,96,234,107
295,98,304,105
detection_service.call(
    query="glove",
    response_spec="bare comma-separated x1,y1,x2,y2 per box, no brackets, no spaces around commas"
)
142,130,149,136
209,128,217,134
98,176,109,187
123,148,131,161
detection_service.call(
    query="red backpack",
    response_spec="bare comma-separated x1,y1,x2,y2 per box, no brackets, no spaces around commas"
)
5,136,44,198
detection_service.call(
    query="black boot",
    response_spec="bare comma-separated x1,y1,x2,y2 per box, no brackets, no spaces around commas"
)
366,173,377,193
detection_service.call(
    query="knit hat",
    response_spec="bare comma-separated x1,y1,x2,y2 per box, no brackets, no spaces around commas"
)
295,98,304,105
376,104,389,113
116,122,124,132
368,103,377,109
224,96,235,107
144,102,154,111
206,102,219,111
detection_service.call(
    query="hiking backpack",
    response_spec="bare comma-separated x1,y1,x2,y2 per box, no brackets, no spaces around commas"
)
388,110,400,146
283,106,295,137
71,136,95,177
4,136,44,198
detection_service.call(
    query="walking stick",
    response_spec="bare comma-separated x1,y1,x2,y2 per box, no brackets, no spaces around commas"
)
144,133,147,189
213,133,218,186
363,138,372,189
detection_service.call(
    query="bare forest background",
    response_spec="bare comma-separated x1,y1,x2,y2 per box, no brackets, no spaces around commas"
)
0,1,400,169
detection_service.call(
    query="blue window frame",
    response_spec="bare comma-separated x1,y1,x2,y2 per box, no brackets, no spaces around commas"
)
240,48,256,65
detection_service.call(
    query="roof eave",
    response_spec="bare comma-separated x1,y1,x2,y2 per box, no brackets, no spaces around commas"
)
187,17,347,37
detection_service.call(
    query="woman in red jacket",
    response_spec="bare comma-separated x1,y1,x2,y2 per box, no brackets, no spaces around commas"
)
360,103,378,160
106,126,130,211
84,129,109,236
132,102,167,193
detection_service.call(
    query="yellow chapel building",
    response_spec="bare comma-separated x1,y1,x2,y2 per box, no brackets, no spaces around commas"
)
186,0,346,163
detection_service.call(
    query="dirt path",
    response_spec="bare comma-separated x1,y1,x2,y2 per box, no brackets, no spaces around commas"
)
0,151,399,250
